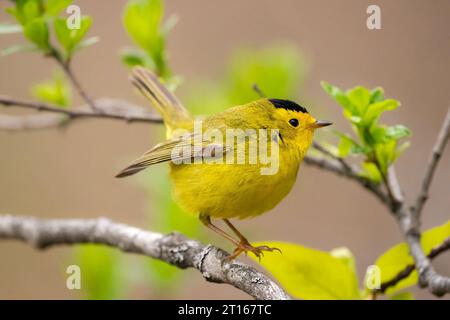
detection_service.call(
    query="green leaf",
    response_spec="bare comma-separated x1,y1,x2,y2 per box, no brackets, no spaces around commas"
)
370,125,388,144
335,132,365,156
370,125,411,144
391,292,414,300
31,72,71,107
374,140,396,175
123,0,168,77
227,47,304,104
54,16,92,58
330,247,358,279
370,87,385,103
1,43,38,56
385,125,411,141
123,0,163,51
362,99,400,126
44,0,73,16
347,86,371,114
22,0,43,21
7,0,45,25
371,220,450,295
251,241,361,299
360,162,382,184
321,81,358,116
23,18,50,51
0,23,22,34
75,245,124,299
338,135,354,158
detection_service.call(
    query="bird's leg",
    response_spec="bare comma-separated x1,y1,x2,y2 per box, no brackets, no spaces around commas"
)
199,214,241,247
223,219,281,261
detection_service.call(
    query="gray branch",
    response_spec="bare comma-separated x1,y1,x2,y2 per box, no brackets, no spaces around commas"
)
380,108,450,297
303,154,390,205
0,214,290,300
0,96,163,129
412,107,450,219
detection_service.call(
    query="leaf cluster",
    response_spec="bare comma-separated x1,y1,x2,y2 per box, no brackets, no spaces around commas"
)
322,82,411,183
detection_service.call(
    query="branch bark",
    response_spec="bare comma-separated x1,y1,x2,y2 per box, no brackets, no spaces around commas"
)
378,107,450,297
0,214,290,300
0,96,163,128
303,154,390,205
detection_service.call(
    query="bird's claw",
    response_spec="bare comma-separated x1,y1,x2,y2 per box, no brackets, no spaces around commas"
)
223,241,282,262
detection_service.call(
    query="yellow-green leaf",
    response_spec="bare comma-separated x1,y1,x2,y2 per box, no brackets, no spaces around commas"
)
75,244,124,299
24,18,50,51
370,220,450,295
54,16,92,58
347,86,371,114
251,241,360,300
360,162,382,184
31,72,71,107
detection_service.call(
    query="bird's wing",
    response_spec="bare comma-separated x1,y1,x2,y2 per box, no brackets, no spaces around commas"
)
115,133,231,178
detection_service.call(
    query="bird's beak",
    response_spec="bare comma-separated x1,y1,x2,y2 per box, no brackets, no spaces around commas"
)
312,120,333,129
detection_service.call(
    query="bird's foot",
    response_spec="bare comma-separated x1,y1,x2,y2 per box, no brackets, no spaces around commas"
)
224,240,281,262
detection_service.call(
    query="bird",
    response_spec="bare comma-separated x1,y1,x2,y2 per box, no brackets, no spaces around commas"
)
116,67,332,260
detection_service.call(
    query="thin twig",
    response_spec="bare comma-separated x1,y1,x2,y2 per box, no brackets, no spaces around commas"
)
374,236,450,295
0,214,290,300
412,106,450,219
252,83,267,98
51,49,99,112
312,142,354,173
304,154,390,205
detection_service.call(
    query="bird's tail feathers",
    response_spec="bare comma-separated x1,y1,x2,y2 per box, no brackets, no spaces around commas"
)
130,67,191,131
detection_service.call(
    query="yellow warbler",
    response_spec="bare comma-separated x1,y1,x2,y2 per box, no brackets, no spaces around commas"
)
117,67,331,260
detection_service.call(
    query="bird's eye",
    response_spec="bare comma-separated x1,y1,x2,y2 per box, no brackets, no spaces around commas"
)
289,118,299,127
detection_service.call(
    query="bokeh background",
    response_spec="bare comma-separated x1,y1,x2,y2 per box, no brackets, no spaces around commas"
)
0,0,449,299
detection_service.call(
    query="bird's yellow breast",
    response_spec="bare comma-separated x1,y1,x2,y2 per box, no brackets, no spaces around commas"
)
169,143,304,219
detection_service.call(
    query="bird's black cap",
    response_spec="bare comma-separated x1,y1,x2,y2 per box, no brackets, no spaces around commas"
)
269,99,308,114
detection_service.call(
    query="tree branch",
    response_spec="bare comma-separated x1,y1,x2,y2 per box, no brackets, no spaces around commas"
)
0,214,290,300
0,96,163,128
383,165,450,297
303,154,390,205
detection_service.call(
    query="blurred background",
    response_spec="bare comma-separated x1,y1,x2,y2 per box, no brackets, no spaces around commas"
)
0,0,449,299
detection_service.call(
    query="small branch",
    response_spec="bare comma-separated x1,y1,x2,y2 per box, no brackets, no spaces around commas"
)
412,106,450,219
51,50,99,112
312,142,354,173
0,214,290,300
375,236,450,295
375,107,450,297
0,96,163,128
252,83,267,98
0,113,65,131
304,154,390,205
